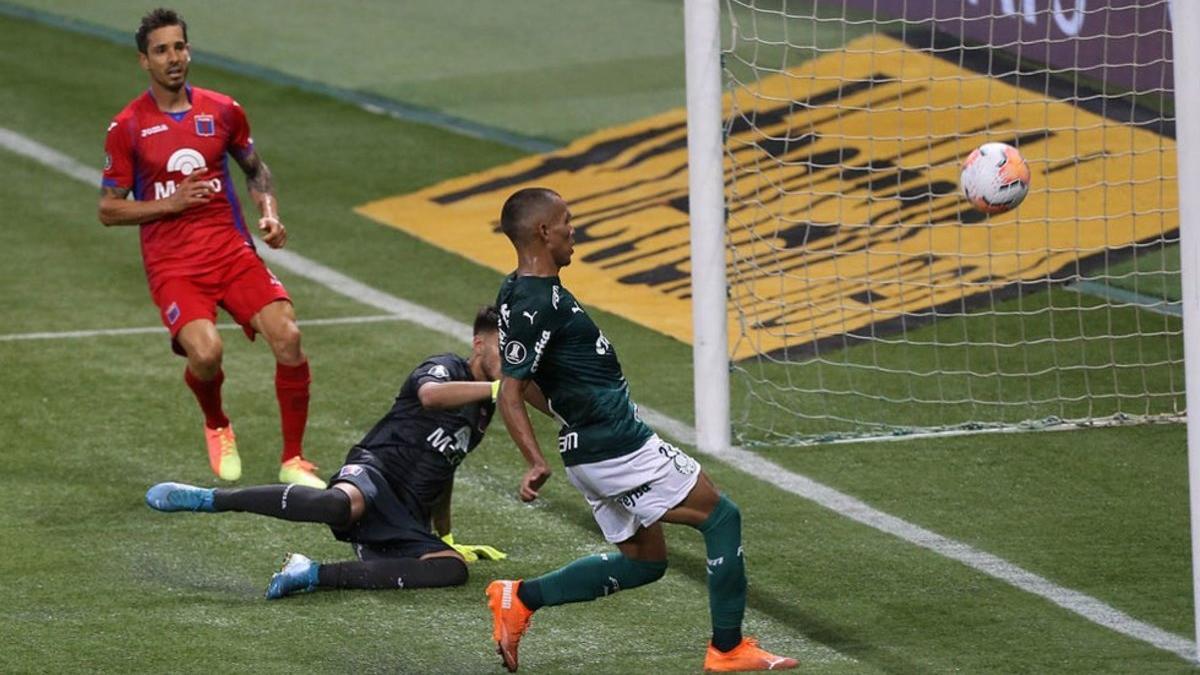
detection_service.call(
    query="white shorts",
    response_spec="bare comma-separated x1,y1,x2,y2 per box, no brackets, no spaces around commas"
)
564,434,702,543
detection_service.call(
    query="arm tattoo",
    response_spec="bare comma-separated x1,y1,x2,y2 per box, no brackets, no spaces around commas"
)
234,148,274,195
100,185,130,199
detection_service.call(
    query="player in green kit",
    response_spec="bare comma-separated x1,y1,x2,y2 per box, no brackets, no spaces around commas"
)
484,187,797,673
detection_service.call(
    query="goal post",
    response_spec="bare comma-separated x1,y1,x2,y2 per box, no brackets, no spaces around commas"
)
1170,0,1200,657
684,0,731,456
685,0,1183,449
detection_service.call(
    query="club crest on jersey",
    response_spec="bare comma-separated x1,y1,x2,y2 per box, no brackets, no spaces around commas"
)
504,341,528,365
194,114,215,137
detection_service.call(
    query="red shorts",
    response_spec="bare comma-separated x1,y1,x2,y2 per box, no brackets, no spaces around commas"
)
149,251,291,356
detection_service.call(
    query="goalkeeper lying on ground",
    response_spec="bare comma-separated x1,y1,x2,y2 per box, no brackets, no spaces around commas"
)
145,306,521,598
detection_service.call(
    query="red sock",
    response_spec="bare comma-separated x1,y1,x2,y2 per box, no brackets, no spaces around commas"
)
276,360,311,463
185,367,229,430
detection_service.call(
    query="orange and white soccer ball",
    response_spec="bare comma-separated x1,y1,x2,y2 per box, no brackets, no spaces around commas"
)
960,142,1031,214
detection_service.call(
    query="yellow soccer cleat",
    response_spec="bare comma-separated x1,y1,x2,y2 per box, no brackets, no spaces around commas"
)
486,579,533,672
703,637,798,672
204,424,241,481
279,457,326,489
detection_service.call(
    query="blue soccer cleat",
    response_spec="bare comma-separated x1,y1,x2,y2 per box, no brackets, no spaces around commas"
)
265,553,319,599
145,482,215,512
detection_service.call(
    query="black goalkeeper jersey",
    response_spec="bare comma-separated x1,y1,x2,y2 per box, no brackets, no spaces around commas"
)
346,353,495,520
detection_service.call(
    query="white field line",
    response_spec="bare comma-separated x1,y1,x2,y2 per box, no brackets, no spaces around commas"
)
0,314,405,342
4,126,1194,663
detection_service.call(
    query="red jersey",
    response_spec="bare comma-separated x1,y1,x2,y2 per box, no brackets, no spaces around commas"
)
103,85,257,286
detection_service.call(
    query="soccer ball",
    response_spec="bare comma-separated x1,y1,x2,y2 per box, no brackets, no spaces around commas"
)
960,142,1031,214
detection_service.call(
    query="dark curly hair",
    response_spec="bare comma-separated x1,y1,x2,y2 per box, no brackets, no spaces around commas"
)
136,8,188,54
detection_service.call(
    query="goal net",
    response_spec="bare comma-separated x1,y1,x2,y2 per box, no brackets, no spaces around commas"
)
716,0,1181,445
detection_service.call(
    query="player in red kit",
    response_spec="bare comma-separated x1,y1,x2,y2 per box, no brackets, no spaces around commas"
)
97,8,324,489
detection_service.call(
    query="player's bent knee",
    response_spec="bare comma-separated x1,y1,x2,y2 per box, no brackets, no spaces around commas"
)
439,557,469,587
701,494,741,533
625,556,668,588
269,325,304,363
186,341,223,371
316,487,353,527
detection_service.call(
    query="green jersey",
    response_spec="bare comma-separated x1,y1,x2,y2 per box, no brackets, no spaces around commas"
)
496,273,652,467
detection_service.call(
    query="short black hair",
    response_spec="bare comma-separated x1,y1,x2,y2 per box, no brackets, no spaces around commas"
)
499,187,560,243
136,8,187,54
473,305,500,335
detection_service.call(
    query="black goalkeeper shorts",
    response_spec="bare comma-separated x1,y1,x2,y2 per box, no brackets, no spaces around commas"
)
327,461,451,560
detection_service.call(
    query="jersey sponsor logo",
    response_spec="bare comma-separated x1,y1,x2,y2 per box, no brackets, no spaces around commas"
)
194,114,215,137
504,340,527,365
530,329,552,373
428,364,449,380
522,310,538,323
618,482,652,508
551,285,561,309
166,147,206,176
499,303,511,327
337,464,366,478
427,425,472,464
558,431,579,453
140,123,168,138
156,148,220,200
104,153,112,171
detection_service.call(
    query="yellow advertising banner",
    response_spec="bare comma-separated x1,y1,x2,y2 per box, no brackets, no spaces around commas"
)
356,34,1176,360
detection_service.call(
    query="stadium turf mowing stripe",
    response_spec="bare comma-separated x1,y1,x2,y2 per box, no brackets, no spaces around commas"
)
4,126,1193,665
0,0,559,155
0,314,406,342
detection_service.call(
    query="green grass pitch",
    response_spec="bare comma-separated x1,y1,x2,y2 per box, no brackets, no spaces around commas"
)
0,3,1193,673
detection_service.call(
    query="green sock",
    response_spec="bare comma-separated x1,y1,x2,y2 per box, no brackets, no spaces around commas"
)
699,495,747,649
518,552,667,610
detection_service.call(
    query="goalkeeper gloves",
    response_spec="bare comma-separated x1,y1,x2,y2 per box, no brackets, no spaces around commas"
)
441,533,507,562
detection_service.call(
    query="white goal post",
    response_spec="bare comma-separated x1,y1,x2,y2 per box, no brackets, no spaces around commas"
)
684,0,730,456
1171,0,1200,659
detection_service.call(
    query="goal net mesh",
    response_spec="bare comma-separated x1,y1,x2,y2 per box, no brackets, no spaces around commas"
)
720,0,1181,444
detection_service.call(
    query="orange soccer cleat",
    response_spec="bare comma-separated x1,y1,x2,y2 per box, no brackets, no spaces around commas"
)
204,424,241,481
703,637,799,672
486,579,534,672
